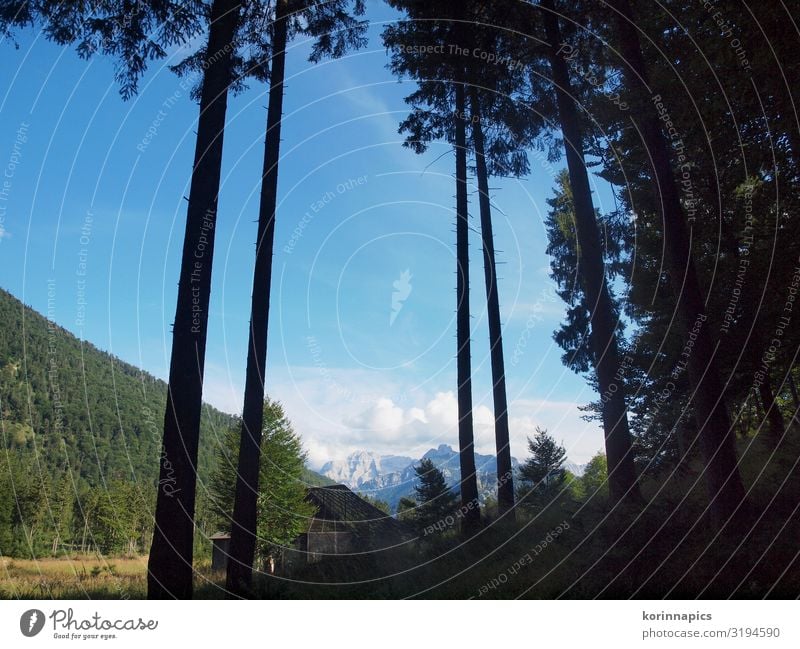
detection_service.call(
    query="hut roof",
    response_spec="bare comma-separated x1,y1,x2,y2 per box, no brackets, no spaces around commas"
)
306,485,413,541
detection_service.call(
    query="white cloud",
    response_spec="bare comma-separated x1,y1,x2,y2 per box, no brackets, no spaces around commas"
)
345,396,405,436
199,361,605,469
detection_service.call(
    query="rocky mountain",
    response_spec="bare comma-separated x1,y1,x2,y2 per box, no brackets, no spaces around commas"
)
321,444,521,512
319,451,413,488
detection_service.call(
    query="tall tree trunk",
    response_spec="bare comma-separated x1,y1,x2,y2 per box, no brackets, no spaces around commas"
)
468,88,515,519
608,0,747,525
542,0,641,506
147,0,242,600
455,76,481,534
226,0,288,597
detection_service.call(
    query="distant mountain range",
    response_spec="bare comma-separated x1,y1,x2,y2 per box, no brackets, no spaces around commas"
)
321,445,587,512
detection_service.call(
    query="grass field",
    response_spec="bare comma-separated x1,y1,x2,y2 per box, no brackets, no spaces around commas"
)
0,555,234,599
0,556,150,599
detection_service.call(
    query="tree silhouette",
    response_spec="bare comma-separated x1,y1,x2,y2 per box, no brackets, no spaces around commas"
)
537,0,641,506
0,0,240,599
519,427,566,480
226,0,367,595
146,0,245,600
605,0,747,526
383,0,482,533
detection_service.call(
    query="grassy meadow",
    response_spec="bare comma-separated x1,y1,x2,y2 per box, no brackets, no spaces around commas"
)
0,556,150,599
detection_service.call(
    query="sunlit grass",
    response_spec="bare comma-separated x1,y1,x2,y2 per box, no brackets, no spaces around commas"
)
0,555,148,599
0,555,226,599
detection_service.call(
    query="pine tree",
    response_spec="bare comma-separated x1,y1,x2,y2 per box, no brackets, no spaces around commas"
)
413,458,459,534
397,496,417,527
148,0,244,599
467,61,516,519
0,454,14,554
48,471,75,555
383,0,482,533
210,398,314,581
225,0,290,596
573,1,800,464
517,427,566,503
382,0,547,529
254,403,316,560
0,0,220,593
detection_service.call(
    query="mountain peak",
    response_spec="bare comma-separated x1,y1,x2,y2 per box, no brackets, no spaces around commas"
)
422,443,457,460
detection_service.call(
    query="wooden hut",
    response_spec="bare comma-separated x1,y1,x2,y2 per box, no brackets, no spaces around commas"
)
291,485,413,566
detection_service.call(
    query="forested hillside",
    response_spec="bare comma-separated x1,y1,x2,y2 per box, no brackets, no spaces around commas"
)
0,287,237,556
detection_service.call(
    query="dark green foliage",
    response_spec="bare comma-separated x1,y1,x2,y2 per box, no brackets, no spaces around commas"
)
580,453,609,501
564,0,800,478
544,170,587,372
255,431,800,600
408,458,459,534
396,496,417,526
83,481,151,556
172,0,368,98
0,1,205,99
0,288,236,557
545,170,625,374
207,398,315,556
517,428,567,503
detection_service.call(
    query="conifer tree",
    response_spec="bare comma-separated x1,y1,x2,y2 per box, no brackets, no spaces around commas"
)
604,0,747,525
209,398,314,566
538,0,641,505
518,427,566,488
413,458,459,533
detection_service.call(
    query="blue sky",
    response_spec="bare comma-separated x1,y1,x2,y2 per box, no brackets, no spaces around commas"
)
0,4,623,468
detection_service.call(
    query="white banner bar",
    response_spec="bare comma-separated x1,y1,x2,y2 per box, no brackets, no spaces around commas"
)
0,600,796,647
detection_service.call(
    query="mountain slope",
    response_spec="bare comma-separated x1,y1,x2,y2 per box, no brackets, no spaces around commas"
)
0,287,236,489
301,467,337,487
